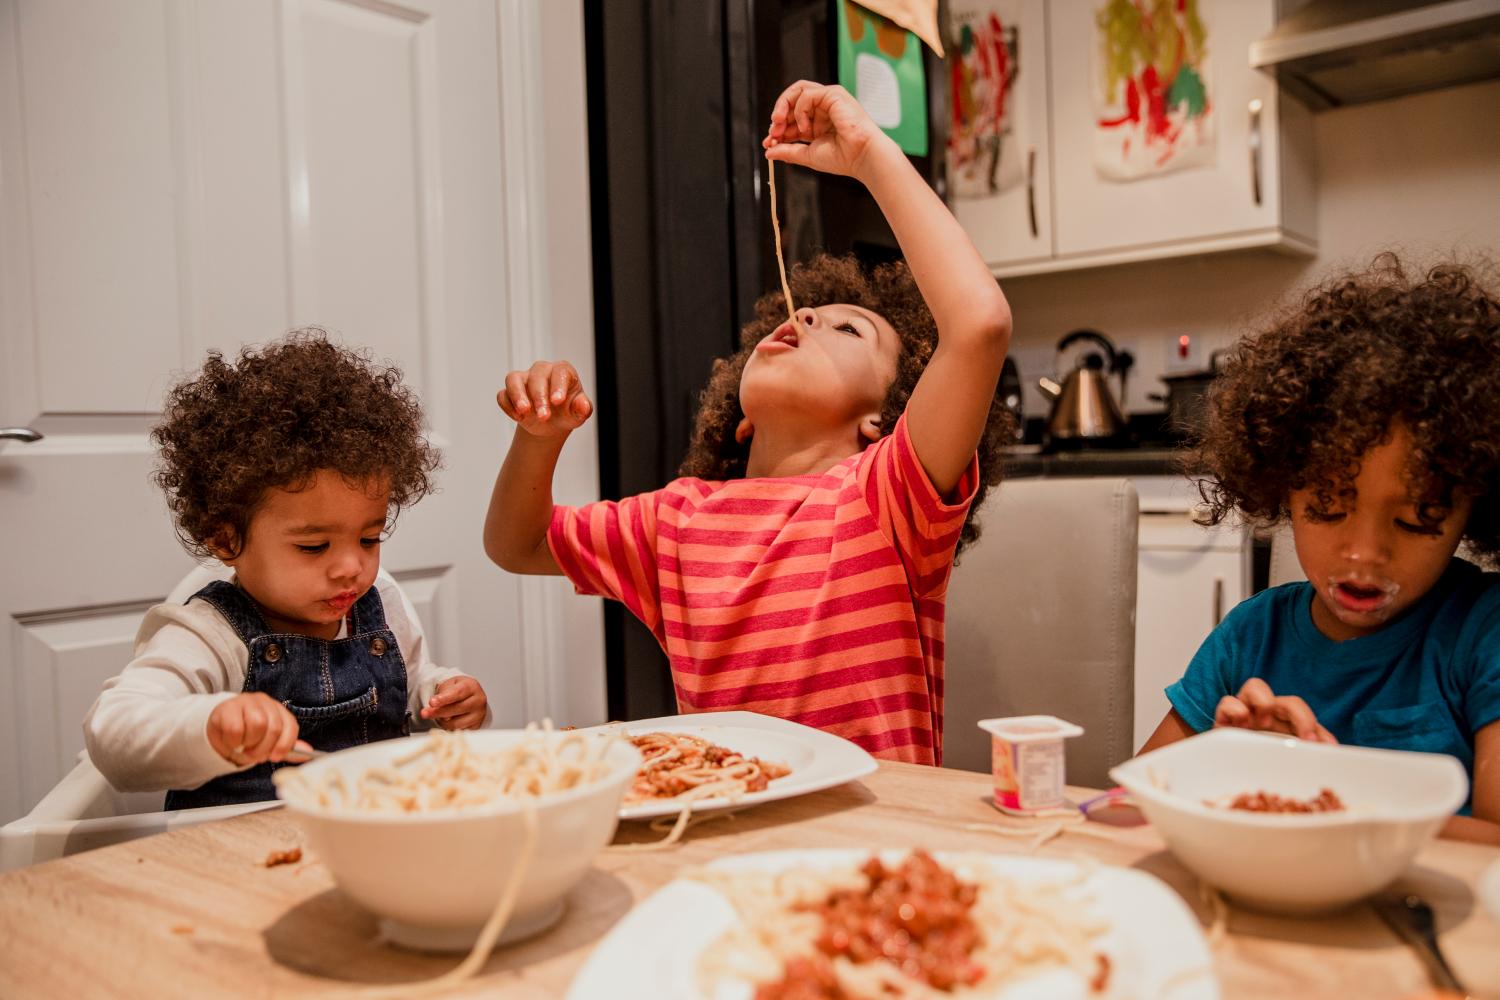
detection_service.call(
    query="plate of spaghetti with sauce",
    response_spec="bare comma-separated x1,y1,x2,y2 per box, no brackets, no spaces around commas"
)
604,711,877,823
567,848,1218,999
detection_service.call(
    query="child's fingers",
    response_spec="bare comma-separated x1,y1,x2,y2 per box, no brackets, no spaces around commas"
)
239,700,269,752
443,710,486,731
791,83,826,137
430,679,468,707
268,714,301,763
503,371,532,416
427,693,482,721
525,365,554,418
245,713,284,764
1269,695,1324,742
765,143,811,168
770,80,807,129
213,708,245,759
568,391,593,422
548,363,576,405
1213,695,1251,728
1235,677,1277,712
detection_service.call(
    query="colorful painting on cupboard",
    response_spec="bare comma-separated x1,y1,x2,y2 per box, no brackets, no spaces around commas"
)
1092,0,1215,181
947,0,1025,200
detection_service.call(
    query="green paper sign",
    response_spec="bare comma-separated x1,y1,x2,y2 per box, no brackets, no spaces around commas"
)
836,0,928,156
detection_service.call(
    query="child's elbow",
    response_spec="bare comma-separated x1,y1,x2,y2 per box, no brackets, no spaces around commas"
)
483,534,536,575
483,535,516,573
960,294,1011,355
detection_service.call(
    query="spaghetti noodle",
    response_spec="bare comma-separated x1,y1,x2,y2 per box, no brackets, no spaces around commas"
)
769,159,796,322
625,731,790,803
611,731,791,852
273,723,616,814
691,850,1112,999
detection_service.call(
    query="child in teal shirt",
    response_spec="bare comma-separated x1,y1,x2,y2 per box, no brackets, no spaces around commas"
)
1141,256,1500,845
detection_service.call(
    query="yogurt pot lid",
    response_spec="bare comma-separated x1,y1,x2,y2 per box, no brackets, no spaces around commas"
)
977,715,1084,742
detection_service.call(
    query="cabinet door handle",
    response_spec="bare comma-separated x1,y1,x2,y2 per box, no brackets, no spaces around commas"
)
1213,577,1225,626
1,427,44,443
1026,146,1038,238
1248,99,1263,208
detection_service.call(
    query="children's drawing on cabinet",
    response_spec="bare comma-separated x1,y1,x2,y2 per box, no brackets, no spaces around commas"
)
947,1,1025,200
1092,0,1215,181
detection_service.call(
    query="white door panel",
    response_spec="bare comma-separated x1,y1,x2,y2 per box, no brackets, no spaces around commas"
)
0,0,601,826
15,607,151,811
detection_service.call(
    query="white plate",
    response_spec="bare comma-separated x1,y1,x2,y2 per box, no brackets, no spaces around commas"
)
1480,858,1500,924
603,711,877,821
567,849,1219,1000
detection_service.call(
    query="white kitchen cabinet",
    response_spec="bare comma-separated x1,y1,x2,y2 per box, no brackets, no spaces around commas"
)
1130,481,1251,750
958,0,1317,278
948,0,1054,269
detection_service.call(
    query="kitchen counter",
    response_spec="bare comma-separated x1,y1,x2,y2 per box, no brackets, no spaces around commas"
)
1002,445,1195,479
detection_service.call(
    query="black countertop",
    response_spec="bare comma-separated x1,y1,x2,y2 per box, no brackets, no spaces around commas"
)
1002,445,1194,479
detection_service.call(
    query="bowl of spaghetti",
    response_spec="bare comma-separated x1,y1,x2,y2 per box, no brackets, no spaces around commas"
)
274,727,640,953
1111,728,1468,913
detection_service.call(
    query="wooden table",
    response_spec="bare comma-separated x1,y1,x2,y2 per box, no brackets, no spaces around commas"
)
2,762,1497,999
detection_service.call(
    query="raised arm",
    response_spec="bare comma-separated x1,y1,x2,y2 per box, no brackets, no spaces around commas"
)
482,360,594,576
764,81,1012,494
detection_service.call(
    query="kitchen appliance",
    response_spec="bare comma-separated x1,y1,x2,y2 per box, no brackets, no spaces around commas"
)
1150,350,1227,438
1037,329,1132,444
1250,0,1500,110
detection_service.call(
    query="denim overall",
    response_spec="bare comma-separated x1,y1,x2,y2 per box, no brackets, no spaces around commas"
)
164,580,410,810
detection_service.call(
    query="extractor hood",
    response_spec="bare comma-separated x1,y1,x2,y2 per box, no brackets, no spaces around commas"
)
1250,0,1500,109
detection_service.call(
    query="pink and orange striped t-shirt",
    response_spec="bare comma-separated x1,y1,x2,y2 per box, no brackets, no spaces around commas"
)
547,414,979,765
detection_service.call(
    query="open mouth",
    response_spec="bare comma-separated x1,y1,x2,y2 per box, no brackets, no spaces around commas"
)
1327,576,1398,616
756,322,800,354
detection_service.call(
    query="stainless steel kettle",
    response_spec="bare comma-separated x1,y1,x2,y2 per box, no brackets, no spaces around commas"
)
1037,329,1131,441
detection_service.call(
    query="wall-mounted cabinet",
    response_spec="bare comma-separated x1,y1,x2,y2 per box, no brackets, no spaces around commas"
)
951,0,1316,278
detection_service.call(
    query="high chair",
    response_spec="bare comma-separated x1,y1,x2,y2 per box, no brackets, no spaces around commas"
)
0,753,278,871
3,563,261,870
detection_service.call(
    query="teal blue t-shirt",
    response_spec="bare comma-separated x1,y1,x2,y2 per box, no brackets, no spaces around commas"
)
1165,559,1500,811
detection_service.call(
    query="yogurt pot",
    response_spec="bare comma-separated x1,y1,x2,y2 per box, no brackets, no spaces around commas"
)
977,716,1084,814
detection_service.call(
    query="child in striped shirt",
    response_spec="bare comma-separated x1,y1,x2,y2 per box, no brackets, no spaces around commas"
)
484,82,1013,764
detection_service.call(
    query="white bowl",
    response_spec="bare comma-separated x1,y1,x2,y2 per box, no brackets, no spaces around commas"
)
279,730,641,950
1110,728,1468,914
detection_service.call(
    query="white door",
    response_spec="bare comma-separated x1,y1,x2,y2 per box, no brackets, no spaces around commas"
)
0,0,603,825
948,0,1053,269
1047,0,1283,258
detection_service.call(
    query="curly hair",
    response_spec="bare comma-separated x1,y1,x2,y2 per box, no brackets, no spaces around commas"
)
679,254,1012,557
1195,254,1500,563
152,329,440,558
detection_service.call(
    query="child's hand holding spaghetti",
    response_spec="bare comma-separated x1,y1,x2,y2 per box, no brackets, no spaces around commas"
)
497,360,594,438
762,80,891,183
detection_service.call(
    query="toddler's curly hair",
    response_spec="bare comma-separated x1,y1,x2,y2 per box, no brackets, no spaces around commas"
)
680,254,1012,557
152,330,440,558
1196,254,1500,562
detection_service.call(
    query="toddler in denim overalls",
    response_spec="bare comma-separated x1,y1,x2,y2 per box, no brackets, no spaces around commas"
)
85,332,490,807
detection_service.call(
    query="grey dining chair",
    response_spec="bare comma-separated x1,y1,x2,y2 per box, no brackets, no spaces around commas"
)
942,477,1139,789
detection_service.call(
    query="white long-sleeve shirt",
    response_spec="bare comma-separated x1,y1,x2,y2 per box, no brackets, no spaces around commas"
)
84,573,472,793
